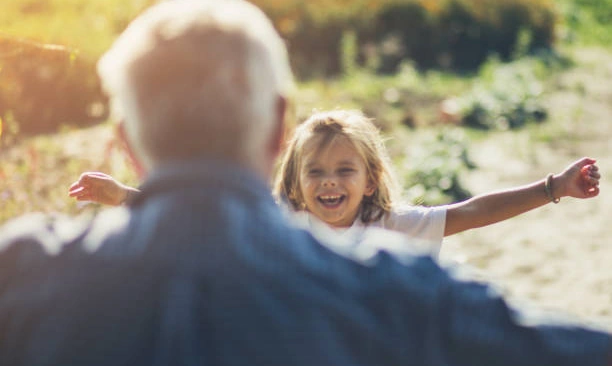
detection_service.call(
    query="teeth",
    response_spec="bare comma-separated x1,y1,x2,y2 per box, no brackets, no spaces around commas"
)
318,195,343,204
320,195,341,200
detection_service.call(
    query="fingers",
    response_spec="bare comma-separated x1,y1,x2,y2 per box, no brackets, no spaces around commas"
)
68,172,111,200
577,160,601,197
79,172,112,185
68,185,96,201
585,185,600,198
68,180,82,192
575,156,596,167
581,164,600,183
83,172,112,179
68,185,85,197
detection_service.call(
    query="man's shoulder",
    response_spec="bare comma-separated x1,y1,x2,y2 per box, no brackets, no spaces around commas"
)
0,212,90,256
0,206,132,260
0,213,93,279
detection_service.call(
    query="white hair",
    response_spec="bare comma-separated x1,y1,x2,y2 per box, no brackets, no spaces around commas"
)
98,0,294,170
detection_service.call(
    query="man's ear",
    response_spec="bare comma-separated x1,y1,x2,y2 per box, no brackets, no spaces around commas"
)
116,122,146,179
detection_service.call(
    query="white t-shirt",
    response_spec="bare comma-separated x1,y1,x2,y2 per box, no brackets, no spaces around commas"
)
286,204,447,258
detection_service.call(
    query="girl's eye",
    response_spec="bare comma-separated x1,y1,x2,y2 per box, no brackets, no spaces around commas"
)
338,168,355,175
307,169,323,176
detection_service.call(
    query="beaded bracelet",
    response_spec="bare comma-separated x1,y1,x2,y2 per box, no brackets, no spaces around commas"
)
544,173,560,204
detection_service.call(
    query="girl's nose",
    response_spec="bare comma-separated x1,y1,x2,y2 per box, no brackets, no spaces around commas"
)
321,176,337,187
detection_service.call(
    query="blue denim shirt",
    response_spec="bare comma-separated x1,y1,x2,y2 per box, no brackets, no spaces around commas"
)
0,160,609,366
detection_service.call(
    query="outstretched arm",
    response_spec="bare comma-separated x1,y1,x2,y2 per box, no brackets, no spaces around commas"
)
444,157,600,236
68,172,140,206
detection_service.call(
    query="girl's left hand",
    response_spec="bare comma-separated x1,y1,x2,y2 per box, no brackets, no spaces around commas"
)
558,157,600,199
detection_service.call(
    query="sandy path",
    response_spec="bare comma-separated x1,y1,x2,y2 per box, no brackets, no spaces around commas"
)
438,48,612,330
440,139,612,330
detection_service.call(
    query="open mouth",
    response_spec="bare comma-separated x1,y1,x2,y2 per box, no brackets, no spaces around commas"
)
317,195,345,207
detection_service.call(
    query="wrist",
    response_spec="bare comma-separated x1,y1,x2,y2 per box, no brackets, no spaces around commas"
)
544,173,560,204
119,187,140,205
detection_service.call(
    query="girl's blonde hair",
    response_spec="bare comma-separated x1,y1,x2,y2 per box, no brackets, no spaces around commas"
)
274,110,401,223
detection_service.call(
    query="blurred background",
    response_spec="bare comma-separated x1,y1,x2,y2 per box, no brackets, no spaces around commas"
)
1,0,611,328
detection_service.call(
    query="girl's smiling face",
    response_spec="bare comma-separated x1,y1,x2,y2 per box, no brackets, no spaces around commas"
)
298,135,375,228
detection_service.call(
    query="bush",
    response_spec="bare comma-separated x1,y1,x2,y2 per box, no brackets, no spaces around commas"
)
559,0,612,44
453,57,549,130
0,35,108,140
373,0,557,72
402,128,475,205
253,0,381,78
254,0,558,78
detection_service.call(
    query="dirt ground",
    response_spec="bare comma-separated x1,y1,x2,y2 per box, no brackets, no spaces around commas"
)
438,48,612,331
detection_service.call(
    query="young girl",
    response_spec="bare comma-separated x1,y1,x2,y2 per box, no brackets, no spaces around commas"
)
70,109,600,255
274,109,600,255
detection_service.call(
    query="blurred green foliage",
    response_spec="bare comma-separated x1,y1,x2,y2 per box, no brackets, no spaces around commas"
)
454,56,550,130
0,36,108,139
254,0,557,77
402,128,475,205
557,0,612,44
0,0,154,140
1,0,154,57
0,0,589,139
0,0,611,218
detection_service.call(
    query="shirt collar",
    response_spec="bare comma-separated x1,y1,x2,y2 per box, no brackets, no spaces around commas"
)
131,158,272,207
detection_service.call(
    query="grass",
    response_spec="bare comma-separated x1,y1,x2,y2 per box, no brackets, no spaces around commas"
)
0,123,140,223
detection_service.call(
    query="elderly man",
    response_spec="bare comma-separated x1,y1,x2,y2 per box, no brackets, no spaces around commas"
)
0,1,609,365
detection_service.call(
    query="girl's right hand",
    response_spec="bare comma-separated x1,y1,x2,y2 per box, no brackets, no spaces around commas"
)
68,172,132,206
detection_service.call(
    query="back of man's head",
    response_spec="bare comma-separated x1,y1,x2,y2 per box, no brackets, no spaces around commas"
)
98,0,294,174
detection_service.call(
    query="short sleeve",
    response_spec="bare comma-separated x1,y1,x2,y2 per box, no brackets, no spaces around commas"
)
372,205,447,255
